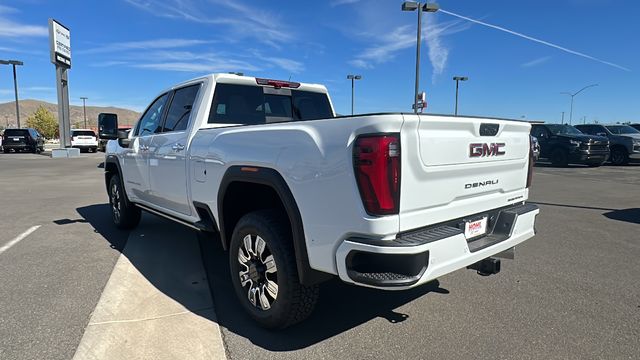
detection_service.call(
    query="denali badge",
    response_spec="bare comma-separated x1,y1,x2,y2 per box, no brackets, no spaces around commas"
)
465,179,499,189
469,143,505,157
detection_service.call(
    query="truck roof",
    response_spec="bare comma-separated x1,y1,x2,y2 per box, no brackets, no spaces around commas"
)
168,73,329,95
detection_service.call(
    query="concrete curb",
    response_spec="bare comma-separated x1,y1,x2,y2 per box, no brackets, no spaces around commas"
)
72,219,227,360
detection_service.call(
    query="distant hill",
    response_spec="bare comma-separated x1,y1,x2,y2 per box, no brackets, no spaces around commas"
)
0,99,140,129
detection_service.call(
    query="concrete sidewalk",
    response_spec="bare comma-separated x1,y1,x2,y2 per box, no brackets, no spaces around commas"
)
73,216,226,360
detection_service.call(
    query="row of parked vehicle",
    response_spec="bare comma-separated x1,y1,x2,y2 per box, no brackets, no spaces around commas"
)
1,128,99,153
530,123,640,166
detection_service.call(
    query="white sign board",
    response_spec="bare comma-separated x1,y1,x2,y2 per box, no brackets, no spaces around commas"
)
49,19,71,68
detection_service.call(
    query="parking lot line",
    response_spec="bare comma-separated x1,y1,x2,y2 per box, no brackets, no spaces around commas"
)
0,225,41,256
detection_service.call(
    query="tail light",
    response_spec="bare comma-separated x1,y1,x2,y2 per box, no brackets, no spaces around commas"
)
353,134,401,215
527,135,534,188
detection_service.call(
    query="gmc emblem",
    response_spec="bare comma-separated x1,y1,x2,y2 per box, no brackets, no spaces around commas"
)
469,143,506,157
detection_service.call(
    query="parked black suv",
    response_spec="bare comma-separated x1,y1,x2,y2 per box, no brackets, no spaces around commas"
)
630,124,640,132
575,124,640,165
530,124,609,166
2,128,45,153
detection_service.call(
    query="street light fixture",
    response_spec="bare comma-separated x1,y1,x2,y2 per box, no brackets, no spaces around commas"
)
80,97,88,128
402,1,439,114
0,59,24,128
452,76,468,116
346,74,362,116
561,83,598,125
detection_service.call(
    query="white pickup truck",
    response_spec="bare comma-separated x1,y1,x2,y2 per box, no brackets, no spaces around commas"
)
102,73,539,328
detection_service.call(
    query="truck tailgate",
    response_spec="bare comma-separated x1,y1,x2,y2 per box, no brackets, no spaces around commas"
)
399,114,531,232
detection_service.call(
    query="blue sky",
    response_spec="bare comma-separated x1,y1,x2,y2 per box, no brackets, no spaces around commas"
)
1,0,638,123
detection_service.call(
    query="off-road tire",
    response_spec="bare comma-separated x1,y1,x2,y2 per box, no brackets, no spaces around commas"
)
229,209,319,329
108,174,141,229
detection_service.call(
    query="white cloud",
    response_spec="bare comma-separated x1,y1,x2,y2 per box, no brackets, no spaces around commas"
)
521,56,552,68
100,50,263,73
0,5,47,38
349,59,373,69
349,18,471,79
79,39,211,55
440,9,630,72
125,0,294,47
248,50,304,73
331,0,360,7
0,18,48,38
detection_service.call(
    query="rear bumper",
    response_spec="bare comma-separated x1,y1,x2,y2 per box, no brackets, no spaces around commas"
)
71,144,98,149
335,203,539,290
2,143,30,150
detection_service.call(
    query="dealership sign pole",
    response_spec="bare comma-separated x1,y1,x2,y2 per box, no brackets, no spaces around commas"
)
49,19,72,150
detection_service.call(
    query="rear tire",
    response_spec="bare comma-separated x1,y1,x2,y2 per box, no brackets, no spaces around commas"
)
610,148,629,166
108,174,141,229
550,148,568,167
229,210,319,329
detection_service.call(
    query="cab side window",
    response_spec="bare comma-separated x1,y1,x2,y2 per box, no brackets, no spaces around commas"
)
135,93,169,137
162,84,201,132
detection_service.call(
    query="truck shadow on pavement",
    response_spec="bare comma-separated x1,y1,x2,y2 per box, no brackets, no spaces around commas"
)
534,202,640,225
198,228,450,351
75,203,450,351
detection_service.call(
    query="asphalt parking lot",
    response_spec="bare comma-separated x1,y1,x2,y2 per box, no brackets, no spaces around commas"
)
0,152,638,360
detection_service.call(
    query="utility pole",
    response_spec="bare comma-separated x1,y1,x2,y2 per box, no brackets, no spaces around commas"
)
0,60,23,128
561,111,565,124
80,97,88,128
452,76,468,116
561,84,598,125
402,2,439,113
346,75,362,116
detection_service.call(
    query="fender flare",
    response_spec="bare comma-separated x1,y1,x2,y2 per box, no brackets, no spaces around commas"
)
104,155,134,205
218,166,331,285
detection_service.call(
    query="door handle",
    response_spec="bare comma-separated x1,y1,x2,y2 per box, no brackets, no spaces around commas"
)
172,143,185,151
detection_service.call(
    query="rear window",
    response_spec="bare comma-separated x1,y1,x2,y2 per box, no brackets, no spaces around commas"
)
209,83,333,125
4,129,28,137
72,130,96,137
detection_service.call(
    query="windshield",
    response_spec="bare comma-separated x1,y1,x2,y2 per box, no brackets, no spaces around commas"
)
605,125,640,135
72,130,96,137
3,129,29,137
546,124,583,135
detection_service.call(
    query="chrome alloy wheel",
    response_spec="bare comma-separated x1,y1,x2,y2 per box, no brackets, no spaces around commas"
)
110,183,121,223
238,234,278,310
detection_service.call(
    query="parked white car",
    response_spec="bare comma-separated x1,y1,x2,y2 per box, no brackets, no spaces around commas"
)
71,129,98,153
102,74,539,328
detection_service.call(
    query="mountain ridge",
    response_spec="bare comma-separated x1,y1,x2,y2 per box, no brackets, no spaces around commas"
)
0,99,140,129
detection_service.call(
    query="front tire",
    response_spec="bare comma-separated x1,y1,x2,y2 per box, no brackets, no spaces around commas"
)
229,210,319,329
610,148,629,165
108,174,141,229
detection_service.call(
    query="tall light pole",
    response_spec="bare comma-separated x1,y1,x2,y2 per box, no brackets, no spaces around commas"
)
561,83,598,125
0,60,24,128
402,1,439,114
80,97,88,128
346,74,362,116
452,76,468,116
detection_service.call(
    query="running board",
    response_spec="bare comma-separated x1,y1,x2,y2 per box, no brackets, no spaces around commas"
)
135,204,201,231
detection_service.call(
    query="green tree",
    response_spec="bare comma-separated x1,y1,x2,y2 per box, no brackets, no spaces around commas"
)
27,106,58,139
